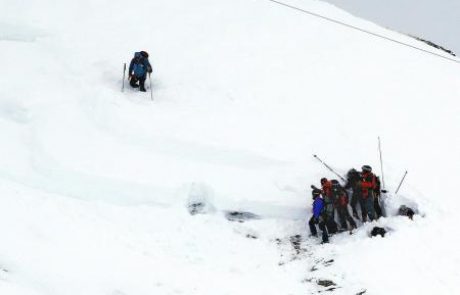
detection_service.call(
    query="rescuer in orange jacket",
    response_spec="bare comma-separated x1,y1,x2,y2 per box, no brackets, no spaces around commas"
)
360,165,377,221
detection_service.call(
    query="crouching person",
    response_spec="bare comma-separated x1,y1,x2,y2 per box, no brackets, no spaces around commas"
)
128,51,152,92
308,188,329,244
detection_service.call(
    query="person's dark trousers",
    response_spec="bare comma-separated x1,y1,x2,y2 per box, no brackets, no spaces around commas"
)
350,190,360,219
318,220,329,243
309,217,329,243
325,214,338,234
359,197,368,222
138,75,146,92
309,216,318,236
337,207,357,230
374,196,383,218
364,191,376,221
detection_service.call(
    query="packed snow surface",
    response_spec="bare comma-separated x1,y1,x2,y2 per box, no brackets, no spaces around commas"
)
1,0,459,294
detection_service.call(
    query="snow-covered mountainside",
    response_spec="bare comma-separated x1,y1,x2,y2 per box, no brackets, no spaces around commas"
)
1,0,459,294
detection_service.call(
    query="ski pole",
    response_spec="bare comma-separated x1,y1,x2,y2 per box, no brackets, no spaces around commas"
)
122,63,126,92
313,154,346,182
149,73,153,101
395,170,408,194
378,136,386,190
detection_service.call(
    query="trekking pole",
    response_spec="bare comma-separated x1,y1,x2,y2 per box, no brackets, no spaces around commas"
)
122,63,126,92
312,154,346,182
149,72,153,101
378,136,386,190
395,170,408,194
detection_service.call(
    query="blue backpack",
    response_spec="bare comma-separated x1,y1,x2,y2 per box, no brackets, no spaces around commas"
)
132,52,147,76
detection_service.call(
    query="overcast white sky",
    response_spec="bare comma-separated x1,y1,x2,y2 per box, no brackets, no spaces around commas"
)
322,0,460,55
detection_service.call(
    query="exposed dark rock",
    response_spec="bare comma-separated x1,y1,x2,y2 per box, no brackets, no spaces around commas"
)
187,202,206,215
399,205,415,220
317,279,336,288
289,234,302,254
324,259,334,265
186,182,215,215
411,35,456,56
224,211,260,222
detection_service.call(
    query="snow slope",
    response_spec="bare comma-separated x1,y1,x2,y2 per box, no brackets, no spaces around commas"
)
0,0,459,294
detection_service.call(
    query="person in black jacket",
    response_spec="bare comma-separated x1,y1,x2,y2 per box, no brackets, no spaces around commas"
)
345,168,363,220
331,180,357,231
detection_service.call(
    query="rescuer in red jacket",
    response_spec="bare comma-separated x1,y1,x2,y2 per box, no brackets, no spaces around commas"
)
360,165,377,221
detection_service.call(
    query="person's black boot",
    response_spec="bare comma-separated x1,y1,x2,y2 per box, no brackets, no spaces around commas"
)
321,231,329,244
139,79,146,92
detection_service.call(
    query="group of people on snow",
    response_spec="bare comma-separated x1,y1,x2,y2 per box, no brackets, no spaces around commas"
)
309,165,384,243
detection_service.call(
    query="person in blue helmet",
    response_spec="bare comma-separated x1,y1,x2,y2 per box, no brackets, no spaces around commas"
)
128,51,152,92
308,188,329,243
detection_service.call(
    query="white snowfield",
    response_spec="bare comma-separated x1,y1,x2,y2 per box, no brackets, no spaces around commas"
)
0,0,459,294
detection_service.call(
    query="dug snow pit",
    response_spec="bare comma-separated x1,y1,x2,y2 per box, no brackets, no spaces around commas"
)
224,211,260,222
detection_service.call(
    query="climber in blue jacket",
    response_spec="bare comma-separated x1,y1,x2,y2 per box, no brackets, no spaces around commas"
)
128,51,152,92
308,188,329,243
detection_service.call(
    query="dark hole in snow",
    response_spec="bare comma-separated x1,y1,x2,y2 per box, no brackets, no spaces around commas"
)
370,227,387,238
246,234,258,239
356,290,367,295
224,211,260,222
